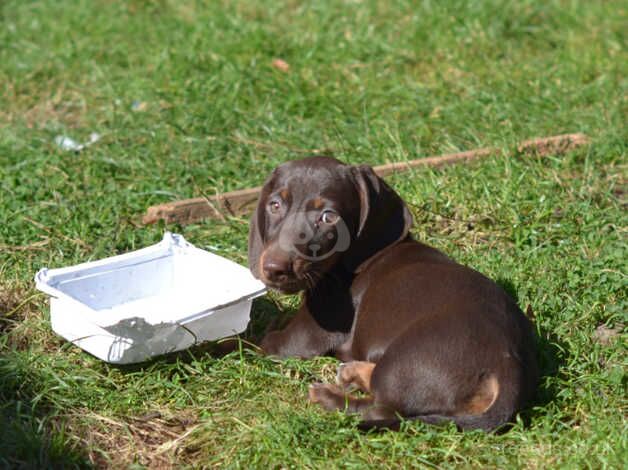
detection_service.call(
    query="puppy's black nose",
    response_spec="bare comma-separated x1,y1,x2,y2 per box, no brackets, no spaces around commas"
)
262,258,292,283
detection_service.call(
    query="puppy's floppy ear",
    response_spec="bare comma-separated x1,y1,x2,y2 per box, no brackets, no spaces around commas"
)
344,164,413,272
248,173,276,279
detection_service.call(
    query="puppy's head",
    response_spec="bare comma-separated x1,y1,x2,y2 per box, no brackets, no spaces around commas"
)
248,156,412,293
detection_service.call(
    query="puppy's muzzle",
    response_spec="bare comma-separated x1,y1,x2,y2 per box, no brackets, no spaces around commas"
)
262,256,293,285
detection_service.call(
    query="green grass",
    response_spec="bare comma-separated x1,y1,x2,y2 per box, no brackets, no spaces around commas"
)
1,0,626,467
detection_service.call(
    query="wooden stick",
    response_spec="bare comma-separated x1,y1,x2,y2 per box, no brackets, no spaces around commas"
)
142,133,589,225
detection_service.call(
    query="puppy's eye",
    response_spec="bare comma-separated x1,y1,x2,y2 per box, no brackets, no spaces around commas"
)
320,210,339,225
268,200,281,214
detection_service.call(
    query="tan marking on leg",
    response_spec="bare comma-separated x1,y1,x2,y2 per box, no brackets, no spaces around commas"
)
336,361,376,393
457,373,500,416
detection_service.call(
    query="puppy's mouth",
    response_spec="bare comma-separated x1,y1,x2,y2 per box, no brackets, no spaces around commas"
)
265,280,305,295
262,269,321,294
260,263,322,294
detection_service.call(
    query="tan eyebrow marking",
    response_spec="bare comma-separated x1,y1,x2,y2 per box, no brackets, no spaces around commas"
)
279,189,289,200
312,197,324,209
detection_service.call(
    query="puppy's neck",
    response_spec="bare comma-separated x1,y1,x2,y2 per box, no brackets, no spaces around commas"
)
303,266,355,333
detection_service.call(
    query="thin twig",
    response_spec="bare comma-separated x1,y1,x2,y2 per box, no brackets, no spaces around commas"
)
22,216,91,249
0,238,50,251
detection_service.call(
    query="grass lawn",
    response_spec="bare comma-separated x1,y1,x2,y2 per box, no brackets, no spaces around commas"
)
1,0,626,468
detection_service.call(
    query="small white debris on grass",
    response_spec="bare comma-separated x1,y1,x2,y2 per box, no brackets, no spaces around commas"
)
54,132,101,152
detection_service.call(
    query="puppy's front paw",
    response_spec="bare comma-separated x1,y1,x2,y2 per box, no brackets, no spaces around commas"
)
259,331,286,357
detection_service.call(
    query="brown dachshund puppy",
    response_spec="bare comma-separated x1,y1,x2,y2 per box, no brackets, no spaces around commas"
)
248,156,538,431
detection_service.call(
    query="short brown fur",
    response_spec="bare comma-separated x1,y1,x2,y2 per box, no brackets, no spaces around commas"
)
248,156,539,431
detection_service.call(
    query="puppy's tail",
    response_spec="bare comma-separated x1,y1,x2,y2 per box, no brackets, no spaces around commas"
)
359,376,519,432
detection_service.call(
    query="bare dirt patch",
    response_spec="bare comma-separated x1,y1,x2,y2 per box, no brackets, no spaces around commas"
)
0,82,88,129
60,409,200,469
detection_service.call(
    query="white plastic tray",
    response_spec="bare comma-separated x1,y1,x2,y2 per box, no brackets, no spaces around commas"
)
35,232,266,364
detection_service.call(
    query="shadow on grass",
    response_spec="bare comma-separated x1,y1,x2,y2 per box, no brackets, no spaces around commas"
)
1,290,92,468
514,332,564,431
496,277,565,428
0,353,92,469
0,403,91,470
496,278,520,304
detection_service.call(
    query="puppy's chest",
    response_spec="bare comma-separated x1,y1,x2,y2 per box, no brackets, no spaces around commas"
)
324,280,368,360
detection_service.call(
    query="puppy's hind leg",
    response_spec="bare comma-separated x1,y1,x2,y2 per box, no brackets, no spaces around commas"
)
308,381,397,422
308,383,372,412
309,361,376,410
